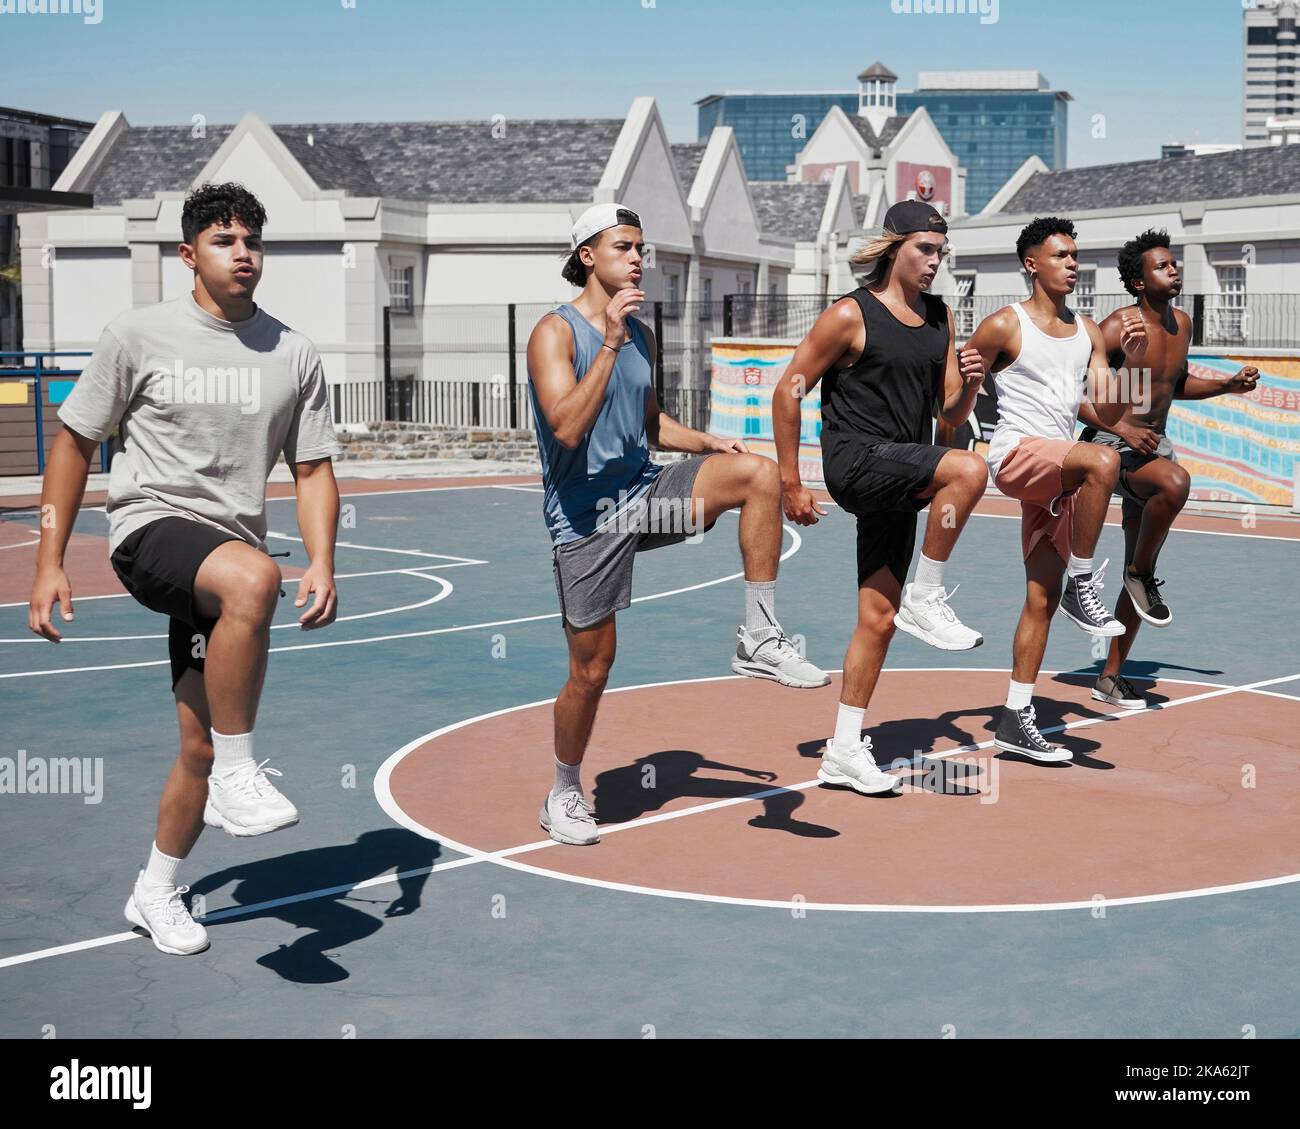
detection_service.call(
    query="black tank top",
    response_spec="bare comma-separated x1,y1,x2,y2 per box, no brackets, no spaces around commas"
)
820,288,949,449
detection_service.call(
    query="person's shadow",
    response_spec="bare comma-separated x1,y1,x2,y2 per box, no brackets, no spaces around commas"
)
186,828,440,984
593,750,838,838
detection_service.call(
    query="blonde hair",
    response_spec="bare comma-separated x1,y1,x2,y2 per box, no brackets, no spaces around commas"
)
850,227,949,282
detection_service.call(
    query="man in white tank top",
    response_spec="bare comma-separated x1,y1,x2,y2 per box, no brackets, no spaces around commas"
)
966,217,1141,761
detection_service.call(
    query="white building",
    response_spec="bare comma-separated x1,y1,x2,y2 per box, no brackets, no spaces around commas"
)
1244,0,1300,146
18,99,853,425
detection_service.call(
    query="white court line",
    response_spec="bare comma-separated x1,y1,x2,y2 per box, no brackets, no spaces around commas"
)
0,514,800,679
266,531,486,564
4,667,1297,971
0,563,478,612
0,539,41,551
372,668,1300,915
0,573,454,643
490,485,544,494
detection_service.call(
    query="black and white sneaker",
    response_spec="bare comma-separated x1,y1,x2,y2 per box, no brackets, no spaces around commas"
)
1059,560,1125,637
993,705,1072,762
1123,569,1171,627
1092,673,1147,710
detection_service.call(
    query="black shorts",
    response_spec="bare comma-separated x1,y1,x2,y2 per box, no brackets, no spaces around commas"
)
110,517,241,690
1080,426,1180,523
822,439,946,587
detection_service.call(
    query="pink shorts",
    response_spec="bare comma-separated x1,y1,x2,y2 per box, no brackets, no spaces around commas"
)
994,437,1077,563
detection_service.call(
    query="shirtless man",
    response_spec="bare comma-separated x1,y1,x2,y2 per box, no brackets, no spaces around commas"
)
1080,229,1259,708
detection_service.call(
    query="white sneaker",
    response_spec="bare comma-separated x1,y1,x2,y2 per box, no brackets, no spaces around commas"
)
732,624,831,688
124,879,209,956
894,583,983,650
205,759,300,837
817,736,901,795
539,788,600,845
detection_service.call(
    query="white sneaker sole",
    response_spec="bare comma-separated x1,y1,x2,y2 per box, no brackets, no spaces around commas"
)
1123,581,1173,627
816,764,899,795
538,810,599,846
993,738,1073,763
1091,688,1146,711
731,658,830,688
124,894,210,956
1058,606,1126,637
892,613,983,651
203,798,299,837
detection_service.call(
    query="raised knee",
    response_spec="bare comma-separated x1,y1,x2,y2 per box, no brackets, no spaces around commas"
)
1167,465,1191,503
570,657,612,697
747,454,780,495
225,558,281,620
958,452,988,492
1092,446,1121,480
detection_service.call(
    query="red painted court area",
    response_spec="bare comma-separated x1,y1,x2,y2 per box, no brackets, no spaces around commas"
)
385,669,1300,909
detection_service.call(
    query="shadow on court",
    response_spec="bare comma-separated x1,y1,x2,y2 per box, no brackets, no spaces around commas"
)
593,750,839,838
186,828,440,985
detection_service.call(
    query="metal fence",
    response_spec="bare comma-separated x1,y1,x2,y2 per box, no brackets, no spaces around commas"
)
329,292,1300,432
0,351,106,475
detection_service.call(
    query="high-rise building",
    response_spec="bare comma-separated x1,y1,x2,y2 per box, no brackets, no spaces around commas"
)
1244,0,1300,145
696,67,1069,212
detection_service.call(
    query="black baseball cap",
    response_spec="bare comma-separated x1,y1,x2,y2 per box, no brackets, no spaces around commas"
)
883,200,948,236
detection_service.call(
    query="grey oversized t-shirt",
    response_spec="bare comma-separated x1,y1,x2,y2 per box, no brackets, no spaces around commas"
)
59,294,342,554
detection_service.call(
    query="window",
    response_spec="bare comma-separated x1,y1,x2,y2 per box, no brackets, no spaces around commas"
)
700,276,713,319
1074,267,1096,320
664,273,681,319
953,272,976,338
389,264,414,313
1210,264,1247,342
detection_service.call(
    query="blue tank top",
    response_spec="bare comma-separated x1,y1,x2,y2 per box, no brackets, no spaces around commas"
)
527,304,662,545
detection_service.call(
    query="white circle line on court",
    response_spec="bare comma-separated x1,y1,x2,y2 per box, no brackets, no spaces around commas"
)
0,516,800,679
0,572,454,643
373,667,1300,915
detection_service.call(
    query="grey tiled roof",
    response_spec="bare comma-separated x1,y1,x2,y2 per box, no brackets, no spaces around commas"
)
91,125,233,205
85,118,626,205
846,113,909,156
670,143,707,194
852,192,873,227
1000,144,1300,214
748,182,830,241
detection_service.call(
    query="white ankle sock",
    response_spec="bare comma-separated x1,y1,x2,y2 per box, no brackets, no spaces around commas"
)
1067,553,1094,578
211,729,254,775
553,758,582,798
912,553,947,597
745,580,778,633
1006,680,1035,711
142,840,182,888
832,703,866,749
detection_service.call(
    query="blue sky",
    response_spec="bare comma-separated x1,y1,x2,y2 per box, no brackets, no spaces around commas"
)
3,0,1249,166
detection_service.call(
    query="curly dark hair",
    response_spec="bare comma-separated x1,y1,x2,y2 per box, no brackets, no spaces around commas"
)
1117,228,1172,298
181,182,267,245
1016,216,1077,265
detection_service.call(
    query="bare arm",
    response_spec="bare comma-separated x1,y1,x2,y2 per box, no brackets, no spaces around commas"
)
940,307,986,427
1179,365,1259,400
1084,316,1128,428
290,456,340,630
527,291,644,450
964,306,1018,377
28,425,98,641
772,299,861,526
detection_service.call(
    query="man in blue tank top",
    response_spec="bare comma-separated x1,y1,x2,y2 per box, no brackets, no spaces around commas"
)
526,203,829,846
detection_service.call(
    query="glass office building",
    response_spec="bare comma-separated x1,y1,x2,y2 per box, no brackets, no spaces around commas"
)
697,70,1070,213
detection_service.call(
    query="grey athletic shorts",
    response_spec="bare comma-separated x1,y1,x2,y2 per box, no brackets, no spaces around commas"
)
1081,426,1179,523
552,454,718,630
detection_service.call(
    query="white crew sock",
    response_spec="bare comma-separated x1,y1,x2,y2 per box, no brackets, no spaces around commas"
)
553,758,582,798
832,702,866,749
745,580,778,633
1067,553,1094,578
211,729,255,776
912,553,947,598
1006,680,1035,711
141,840,182,888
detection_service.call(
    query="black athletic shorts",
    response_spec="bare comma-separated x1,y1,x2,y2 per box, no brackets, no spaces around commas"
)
822,438,947,588
110,517,241,690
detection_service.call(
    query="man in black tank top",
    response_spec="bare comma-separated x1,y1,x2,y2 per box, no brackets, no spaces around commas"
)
773,201,990,795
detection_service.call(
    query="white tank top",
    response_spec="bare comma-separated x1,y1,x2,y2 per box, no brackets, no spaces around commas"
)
985,302,1094,479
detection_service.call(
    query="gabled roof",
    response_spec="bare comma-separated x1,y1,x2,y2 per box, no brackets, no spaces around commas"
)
83,118,628,205
846,113,909,156
670,142,708,194
748,182,831,241
1000,144,1300,214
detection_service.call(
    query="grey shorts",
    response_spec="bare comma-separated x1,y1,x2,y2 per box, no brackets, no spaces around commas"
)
552,454,717,630
1082,426,1179,522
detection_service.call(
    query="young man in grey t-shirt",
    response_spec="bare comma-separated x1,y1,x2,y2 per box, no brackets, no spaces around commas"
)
27,183,342,957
